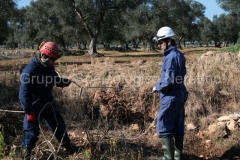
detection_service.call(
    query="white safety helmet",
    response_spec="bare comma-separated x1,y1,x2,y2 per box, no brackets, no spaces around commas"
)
153,26,175,42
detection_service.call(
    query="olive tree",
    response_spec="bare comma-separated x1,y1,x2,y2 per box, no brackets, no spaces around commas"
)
0,0,16,45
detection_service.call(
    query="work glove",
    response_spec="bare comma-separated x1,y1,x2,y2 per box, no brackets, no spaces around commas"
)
152,86,158,93
27,112,36,123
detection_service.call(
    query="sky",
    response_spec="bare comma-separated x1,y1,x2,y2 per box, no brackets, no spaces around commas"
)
195,0,226,20
17,0,226,20
17,0,31,8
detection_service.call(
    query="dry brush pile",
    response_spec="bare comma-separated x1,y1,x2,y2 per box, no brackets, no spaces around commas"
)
183,51,240,158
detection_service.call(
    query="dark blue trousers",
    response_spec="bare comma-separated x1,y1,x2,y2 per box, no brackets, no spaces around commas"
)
21,103,70,149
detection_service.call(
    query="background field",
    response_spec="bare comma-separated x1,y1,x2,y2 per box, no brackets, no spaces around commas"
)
1,47,240,160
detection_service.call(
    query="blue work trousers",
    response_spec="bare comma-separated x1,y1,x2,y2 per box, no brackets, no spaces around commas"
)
156,90,188,138
21,103,70,149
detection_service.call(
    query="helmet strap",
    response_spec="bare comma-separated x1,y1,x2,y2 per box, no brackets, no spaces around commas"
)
163,39,169,50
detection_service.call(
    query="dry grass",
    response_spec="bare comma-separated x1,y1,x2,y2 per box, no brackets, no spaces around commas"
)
1,47,240,159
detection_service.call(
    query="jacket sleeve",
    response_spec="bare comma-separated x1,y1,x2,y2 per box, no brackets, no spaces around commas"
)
155,56,177,92
19,72,34,114
52,68,70,87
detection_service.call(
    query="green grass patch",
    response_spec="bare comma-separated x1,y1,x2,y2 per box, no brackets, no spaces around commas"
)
219,44,240,53
0,56,11,61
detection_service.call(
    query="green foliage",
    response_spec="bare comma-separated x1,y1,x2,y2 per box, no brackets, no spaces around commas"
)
0,0,17,45
0,0,16,17
8,150,16,158
1,0,240,51
0,57,10,61
219,44,240,53
84,149,91,160
0,51,12,61
0,125,6,158
217,0,240,13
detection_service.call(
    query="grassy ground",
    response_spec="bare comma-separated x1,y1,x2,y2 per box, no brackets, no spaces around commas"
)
1,46,240,159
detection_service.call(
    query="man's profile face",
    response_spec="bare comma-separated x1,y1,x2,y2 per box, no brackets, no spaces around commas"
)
41,54,57,66
158,40,166,51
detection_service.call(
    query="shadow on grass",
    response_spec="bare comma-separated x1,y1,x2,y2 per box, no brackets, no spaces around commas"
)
182,153,206,160
0,82,20,104
96,140,160,159
113,53,164,58
220,145,240,159
85,140,211,160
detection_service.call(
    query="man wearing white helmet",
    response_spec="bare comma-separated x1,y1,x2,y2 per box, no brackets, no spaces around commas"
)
152,27,188,160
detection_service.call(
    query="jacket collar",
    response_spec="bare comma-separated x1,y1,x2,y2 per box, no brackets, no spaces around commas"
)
164,45,176,56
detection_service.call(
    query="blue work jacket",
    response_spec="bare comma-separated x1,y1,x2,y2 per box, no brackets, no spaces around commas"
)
19,57,67,114
155,45,187,95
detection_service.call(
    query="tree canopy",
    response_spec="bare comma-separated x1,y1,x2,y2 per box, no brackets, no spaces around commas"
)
1,0,239,52
0,0,16,45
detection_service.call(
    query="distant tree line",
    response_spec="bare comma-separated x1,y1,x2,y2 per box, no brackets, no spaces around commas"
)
0,0,239,54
